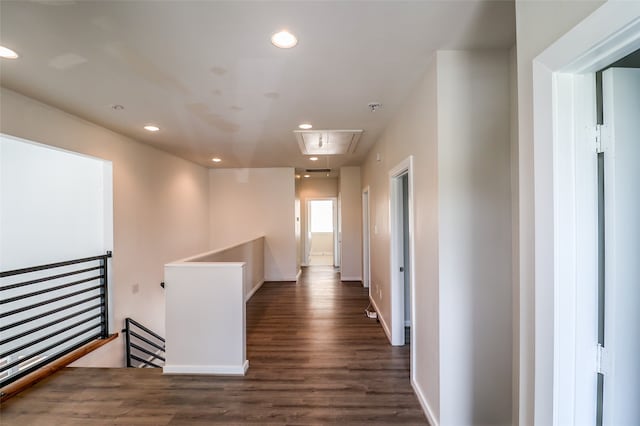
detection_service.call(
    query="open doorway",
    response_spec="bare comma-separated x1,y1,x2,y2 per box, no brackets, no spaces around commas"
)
362,186,371,291
532,8,640,424
389,156,414,348
305,199,337,266
596,56,640,426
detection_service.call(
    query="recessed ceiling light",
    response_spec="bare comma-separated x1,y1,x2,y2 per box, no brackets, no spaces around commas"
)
303,174,310,178
309,157,318,161
271,30,298,49
0,46,19,59
144,125,160,132
211,157,222,163
298,123,312,130
295,174,301,179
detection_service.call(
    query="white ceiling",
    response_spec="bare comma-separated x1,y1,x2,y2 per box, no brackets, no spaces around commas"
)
0,1,515,170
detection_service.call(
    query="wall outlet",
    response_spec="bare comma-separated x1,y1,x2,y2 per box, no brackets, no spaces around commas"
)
132,283,139,294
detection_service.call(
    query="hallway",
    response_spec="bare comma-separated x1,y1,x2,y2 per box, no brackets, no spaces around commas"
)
0,267,427,425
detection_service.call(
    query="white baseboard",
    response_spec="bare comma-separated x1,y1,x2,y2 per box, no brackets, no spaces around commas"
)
411,377,439,426
370,297,392,344
340,276,362,282
296,269,302,280
245,280,265,302
163,360,249,376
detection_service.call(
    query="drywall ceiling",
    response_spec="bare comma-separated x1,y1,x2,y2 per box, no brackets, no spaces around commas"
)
0,1,515,169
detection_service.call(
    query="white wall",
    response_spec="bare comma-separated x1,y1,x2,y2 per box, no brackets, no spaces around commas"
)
362,56,440,422
362,49,513,425
164,236,265,375
164,263,246,375
310,233,333,255
339,167,362,281
296,178,339,266
437,50,512,426
513,1,605,424
0,88,210,367
0,135,111,270
184,236,265,301
209,168,296,281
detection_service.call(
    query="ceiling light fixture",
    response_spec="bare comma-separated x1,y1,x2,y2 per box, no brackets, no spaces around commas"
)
309,157,318,161
298,123,312,130
271,30,298,49
144,125,160,132
211,157,222,163
295,174,301,179
0,45,19,59
303,174,310,178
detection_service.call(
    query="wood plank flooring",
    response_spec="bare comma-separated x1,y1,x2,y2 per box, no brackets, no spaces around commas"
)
0,266,427,425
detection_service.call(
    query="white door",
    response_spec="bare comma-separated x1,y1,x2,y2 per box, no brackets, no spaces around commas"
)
601,67,640,426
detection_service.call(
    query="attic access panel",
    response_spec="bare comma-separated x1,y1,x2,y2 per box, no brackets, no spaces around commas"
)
294,130,363,155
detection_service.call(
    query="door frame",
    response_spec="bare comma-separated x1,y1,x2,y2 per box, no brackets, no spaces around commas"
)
531,5,640,424
304,197,338,267
362,186,371,290
389,156,415,349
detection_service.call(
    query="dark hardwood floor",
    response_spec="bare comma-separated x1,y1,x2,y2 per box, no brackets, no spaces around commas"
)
0,266,427,425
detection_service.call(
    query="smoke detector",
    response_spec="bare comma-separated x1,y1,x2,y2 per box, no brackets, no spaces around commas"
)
368,102,382,112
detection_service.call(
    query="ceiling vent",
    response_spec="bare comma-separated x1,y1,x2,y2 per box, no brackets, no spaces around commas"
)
294,130,363,155
305,168,331,173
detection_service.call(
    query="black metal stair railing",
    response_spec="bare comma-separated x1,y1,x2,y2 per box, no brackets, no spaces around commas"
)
122,318,165,368
0,251,113,387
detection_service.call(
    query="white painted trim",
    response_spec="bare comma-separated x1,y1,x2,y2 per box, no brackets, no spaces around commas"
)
362,185,371,290
163,360,249,376
404,320,411,327
171,235,266,263
411,377,439,426
370,296,392,344
537,8,640,73
296,269,302,280
340,276,362,282
388,156,416,360
165,262,246,268
532,4,640,425
245,280,265,302
304,197,338,267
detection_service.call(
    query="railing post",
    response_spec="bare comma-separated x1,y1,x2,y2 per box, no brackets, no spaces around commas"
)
124,319,132,367
100,251,112,339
